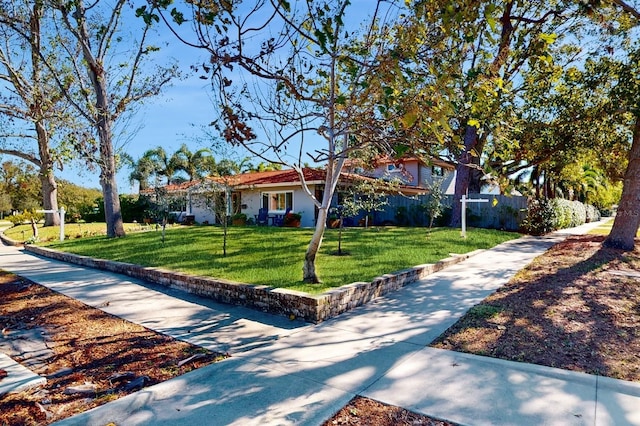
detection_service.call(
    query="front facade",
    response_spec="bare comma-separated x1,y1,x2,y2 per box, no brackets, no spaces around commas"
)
152,157,455,227
349,155,456,194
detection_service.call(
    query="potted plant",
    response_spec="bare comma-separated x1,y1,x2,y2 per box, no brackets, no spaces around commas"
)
231,212,247,226
283,212,302,227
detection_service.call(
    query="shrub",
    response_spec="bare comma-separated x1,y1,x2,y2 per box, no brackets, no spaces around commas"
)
521,198,558,235
569,200,587,227
585,204,601,222
6,211,44,226
551,198,572,229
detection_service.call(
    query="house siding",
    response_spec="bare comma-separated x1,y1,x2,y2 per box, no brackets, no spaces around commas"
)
183,184,321,227
245,185,318,227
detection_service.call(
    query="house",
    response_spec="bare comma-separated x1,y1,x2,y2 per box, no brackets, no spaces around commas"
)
344,155,456,194
146,157,455,227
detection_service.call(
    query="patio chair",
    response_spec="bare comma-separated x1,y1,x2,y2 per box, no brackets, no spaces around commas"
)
255,208,269,226
272,208,291,226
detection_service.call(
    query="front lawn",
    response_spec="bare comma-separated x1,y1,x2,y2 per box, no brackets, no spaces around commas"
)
2,222,150,242
42,225,519,294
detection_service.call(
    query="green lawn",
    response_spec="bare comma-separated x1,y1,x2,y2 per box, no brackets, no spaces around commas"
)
35,225,519,294
586,218,631,236
3,222,162,242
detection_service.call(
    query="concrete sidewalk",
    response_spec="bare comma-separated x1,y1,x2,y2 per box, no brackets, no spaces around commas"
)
1,220,639,425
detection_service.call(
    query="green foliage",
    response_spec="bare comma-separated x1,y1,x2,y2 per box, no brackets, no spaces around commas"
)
341,180,392,228
521,198,558,236
523,197,599,235
42,226,519,294
467,304,503,320
551,198,573,229
57,180,102,222
425,178,444,229
83,195,154,223
0,160,41,211
6,211,44,226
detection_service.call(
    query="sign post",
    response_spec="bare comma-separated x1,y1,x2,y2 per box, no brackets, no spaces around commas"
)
460,195,488,238
36,208,65,241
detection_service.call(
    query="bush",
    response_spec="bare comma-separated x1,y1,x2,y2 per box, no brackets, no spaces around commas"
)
6,211,44,226
523,198,597,235
585,204,601,222
521,198,558,235
569,200,587,227
551,198,572,229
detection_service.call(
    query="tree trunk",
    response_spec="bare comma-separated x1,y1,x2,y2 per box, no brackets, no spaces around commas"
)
40,171,59,226
603,117,640,250
36,121,59,226
31,2,59,227
450,124,478,227
75,1,125,238
303,205,328,283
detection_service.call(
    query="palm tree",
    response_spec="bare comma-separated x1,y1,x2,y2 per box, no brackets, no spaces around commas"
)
173,144,213,181
124,154,156,191
143,147,186,185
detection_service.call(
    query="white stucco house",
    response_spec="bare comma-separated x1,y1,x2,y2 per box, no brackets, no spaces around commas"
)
147,156,455,227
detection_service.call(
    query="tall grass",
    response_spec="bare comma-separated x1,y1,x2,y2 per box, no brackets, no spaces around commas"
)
42,225,519,294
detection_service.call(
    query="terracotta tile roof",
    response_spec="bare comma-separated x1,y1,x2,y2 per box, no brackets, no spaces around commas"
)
211,168,326,187
142,167,427,195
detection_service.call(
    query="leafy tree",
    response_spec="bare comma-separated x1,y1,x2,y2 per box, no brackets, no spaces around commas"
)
586,2,640,249
0,192,11,218
150,0,428,283
247,162,283,172
141,147,187,185
56,179,102,222
42,0,178,237
341,180,391,229
173,144,213,181
602,50,640,249
0,0,71,226
425,178,444,231
402,1,575,227
124,153,157,191
0,160,41,211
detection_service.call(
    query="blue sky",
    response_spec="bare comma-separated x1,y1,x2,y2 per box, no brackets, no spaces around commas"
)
57,0,394,193
61,46,222,193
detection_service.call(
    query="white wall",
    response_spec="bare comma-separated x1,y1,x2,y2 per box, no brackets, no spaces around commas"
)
240,185,319,227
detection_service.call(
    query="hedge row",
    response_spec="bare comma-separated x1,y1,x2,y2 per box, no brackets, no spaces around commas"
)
521,198,601,236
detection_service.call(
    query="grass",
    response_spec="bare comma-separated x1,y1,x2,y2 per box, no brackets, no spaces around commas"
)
2,221,164,242
33,225,519,294
585,217,640,236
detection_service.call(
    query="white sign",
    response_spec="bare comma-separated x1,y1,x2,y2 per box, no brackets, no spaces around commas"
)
36,208,66,241
460,195,488,238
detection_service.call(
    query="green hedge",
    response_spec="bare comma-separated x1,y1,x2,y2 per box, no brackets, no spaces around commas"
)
522,198,600,235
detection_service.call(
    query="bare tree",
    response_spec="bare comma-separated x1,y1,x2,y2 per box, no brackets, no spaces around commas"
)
150,0,426,283
39,0,179,237
0,0,71,226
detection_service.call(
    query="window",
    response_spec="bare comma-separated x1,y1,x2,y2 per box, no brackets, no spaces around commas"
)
262,191,293,212
386,164,396,172
432,166,444,177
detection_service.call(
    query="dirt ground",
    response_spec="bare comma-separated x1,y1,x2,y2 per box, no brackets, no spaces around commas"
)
326,235,640,424
3,234,639,425
0,272,226,426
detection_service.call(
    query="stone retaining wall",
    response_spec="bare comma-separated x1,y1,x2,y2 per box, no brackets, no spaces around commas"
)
23,244,482,323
